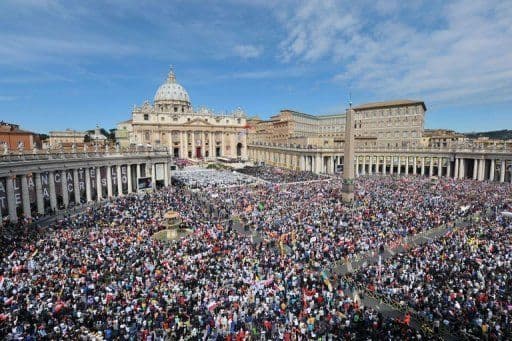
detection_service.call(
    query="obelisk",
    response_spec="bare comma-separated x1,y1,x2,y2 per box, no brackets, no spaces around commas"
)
342,105,355,202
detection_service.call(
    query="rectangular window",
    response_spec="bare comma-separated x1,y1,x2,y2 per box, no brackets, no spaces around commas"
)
143,114,149,120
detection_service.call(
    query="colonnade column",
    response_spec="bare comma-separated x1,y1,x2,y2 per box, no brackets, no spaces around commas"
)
405,156,409,175
21,175,31,218
35,173,45,215
390,157,394,175
473,159,478,180
85,168,92,202
454,158,459,179
437,158,443,177
429,157,434,177
397,156,401,175
355,156,359,177
460,159,466,179
447,159,451,178
361,156,366,175
500,160,506,182
300,155,305,171
106,166,113,198
421,157,425,176
73,169,80,204
96,167,102,202
315,154,322,174
151,163,156,189
6,176,17,223
127,165,133,193
489,159,495,181
61,170,69,208
413,157,417,175
164,162,169,187
117,165,123,196
368,157,373,175
382,157,386,175
49,171,57,210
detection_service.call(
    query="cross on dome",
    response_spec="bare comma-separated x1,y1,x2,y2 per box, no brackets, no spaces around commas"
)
167,65,176,83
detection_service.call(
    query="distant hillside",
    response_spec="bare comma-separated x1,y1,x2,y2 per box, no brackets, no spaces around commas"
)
464,129,512,140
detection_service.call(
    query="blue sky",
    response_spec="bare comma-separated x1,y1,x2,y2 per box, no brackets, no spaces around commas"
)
1,0,511,134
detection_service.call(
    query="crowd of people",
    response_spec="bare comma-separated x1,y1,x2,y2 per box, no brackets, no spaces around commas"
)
1,166,511,339
350,217,512,339
237,166,323,184
171,167,258,188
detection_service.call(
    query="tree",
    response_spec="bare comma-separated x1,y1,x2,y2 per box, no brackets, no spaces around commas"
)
38,133,49,141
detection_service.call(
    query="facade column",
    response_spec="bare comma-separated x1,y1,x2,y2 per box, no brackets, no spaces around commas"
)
355,156,359,177
454,158,459,179
117,165,123,196
460,158,466,179
127,164,133,193
397,156,401,175
210,133,215,159
6,176,17,223
489,159,495,181
201,131,206,158
73,169,80,204
220,134,225,157
49,171,57,210
437,158,443,177
500,160,506,182
96,167,102,201
61,170,69,208
413,157,417,175
85,168,92,202
405,156,409,175
300,155,305,171
368,156,373,175
421,157,425,176
375,157,380,174
390,156,394,175
382,156,386,174
429,157,434,177
447,158,452,178
184,131,189,158
21,175,31,218
106,166,113,198
35,172,44,215
361,156,366,175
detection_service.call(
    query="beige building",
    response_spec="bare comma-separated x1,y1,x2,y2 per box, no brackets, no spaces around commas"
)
48,129,86,146
248,100,426,150
117,68,248,160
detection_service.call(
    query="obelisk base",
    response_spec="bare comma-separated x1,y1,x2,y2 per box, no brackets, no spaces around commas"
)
342,182,354,203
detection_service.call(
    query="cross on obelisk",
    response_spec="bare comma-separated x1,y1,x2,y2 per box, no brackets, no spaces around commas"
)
342,102,355,202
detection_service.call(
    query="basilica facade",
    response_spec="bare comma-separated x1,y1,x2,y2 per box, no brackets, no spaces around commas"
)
116,68,248,160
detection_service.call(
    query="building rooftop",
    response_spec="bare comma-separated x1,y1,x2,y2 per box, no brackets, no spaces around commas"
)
352,99,426,111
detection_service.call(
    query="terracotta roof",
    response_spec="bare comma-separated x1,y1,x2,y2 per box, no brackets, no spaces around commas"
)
352,99,426,111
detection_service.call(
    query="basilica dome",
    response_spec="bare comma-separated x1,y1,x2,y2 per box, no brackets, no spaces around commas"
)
154,68,190,103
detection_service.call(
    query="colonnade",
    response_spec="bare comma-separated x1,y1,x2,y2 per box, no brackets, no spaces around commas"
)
248,147,512,183
1,160,171,223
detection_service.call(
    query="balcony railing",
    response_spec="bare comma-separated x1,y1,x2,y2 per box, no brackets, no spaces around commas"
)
0,146,171,163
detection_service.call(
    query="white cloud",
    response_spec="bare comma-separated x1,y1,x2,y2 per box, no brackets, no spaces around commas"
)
276,0,512,105
0,96,19,101
233,44,264,59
